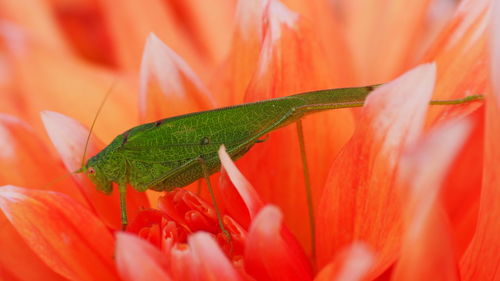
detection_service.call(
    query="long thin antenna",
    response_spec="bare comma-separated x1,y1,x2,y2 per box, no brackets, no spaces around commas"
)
41,170,76,190
78,79,118,172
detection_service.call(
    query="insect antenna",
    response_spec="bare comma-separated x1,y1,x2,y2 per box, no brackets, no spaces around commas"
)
40,168,82,190
76,79,118,173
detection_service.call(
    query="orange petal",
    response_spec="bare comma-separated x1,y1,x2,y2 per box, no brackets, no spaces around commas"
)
436,109,483,256
219,145,263,221
97,0,207,73
244,205,312,281
0,185,118,281
338,0,441,83
236,0,356,253
460,3,500,277
158,0,235,66
139,33,215,123
48,0,116,65
429,0,489,101
393,119,472,281
316,63,436,275
0,114,85,203
0,212,66,281
2,23,137,143
188,232,244,281
168,244,198,281
492,0,500,103
41,110,149,229
115,232,173,281
422,0,489,257
314,243,374,281
210,0,268,106
0,0,70,52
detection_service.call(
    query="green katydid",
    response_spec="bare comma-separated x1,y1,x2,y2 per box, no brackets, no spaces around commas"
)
75,85,481,258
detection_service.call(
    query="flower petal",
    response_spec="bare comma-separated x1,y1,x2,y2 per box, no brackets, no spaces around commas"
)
98,0,207,72
491,0,500,107
211,0,268,106
0,114,85,203
0,185,118,280
168,244,197,281
139,33,215,122
0,0,69,52
41,110,149,229
430,0,489,102
2,23,138,142
393,119,472,281
188,232,243,281
314,243,374,281
316,63,436,275
236,0,357,253
460,3,500,277
244,205,312,281
0,212,66,281
422,0,489,258
433,109,483,256
115,232,173,281
339,0,444,83
218,145,263,222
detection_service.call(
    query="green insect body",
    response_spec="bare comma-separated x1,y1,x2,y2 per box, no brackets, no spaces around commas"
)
80,85,481,229
83,86,373,193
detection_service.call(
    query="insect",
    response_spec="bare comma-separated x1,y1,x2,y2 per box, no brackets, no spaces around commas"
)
75,85,481,254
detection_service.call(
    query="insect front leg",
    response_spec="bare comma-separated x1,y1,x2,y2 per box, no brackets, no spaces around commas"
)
118,182,128,230
197,157,232,248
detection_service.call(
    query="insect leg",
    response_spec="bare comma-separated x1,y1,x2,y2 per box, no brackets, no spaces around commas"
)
196,179,203,195
296,119,316,267
197,157,232,246
118,182,128,230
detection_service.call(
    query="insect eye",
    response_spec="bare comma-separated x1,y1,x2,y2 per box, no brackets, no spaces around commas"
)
88,167,95,174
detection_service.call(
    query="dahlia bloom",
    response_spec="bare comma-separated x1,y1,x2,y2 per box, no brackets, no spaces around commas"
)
0,0,499,280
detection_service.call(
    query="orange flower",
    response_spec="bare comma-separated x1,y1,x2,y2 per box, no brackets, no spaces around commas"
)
0,0,499,280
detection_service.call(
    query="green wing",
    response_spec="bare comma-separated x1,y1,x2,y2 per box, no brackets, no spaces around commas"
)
118,86,373,189
120,98,303,189
121,98,301,163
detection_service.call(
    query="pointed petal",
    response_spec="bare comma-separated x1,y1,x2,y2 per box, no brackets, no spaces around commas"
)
422,0,489,257
41,111,149,229
168,244,198,281
340,0,440,82
0,213,66,281
210,0,268,106
1,23,138,142
48,0,116,66
316,63,436,275
244,205,312,281
158,0,235,65
218,145,263,221
188,232,243,281
0,0,69,52
438,109,483,256
429,0,489,102
460,3,500,277
236,0,357,253
393,119,472,281
0,114,85,203
314,243,374,281
98,0,206,72
115,232,172,281
139,33,215,122
491,0,500,107
0,185,118,281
